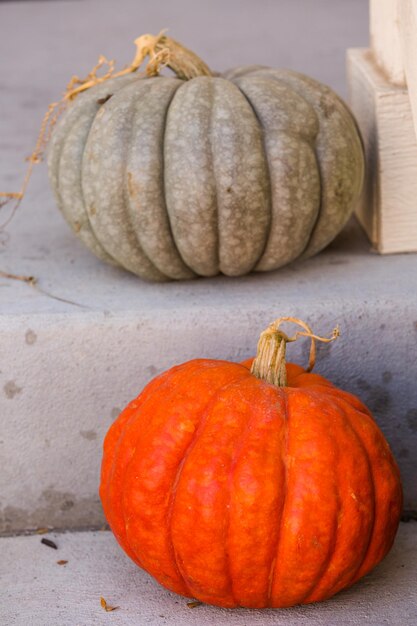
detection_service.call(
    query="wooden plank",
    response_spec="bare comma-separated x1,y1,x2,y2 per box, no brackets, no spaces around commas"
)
400,0,417,140
370,0,406,85
347,48,417,253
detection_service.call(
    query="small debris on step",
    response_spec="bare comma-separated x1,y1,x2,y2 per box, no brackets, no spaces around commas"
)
36,528,50,535
41,538,58,550
186,600,202,608
57,560,68,565
100,596,119,612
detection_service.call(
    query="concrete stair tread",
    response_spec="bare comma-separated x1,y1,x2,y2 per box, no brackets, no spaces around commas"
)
2,215,416,534
1,214,417,316
2,524,416,625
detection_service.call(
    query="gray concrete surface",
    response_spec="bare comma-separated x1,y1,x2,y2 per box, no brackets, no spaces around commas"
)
2,0,417,535
1,523,416,625
0,211,417,532
2,216,417,534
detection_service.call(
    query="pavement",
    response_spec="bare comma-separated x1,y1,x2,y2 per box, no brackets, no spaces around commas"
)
2,523,416,626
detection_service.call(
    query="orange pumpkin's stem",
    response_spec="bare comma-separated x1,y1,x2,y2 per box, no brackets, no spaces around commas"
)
251,317,339,387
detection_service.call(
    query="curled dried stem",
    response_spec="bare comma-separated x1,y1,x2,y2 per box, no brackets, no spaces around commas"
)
251,317,339,387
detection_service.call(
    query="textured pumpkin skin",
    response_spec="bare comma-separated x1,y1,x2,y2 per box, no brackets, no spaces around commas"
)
100,359,402,608
48,67,364,281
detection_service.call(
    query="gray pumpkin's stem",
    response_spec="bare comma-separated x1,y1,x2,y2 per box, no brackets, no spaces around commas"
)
133,32,213,80
250,317,340,387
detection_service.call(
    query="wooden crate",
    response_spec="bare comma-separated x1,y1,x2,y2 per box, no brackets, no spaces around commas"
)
347,0,417,253
347,48,417,253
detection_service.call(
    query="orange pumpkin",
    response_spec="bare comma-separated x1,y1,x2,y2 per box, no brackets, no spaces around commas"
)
100,318,402,608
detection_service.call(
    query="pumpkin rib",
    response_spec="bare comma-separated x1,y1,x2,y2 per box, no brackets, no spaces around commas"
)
218,379,287,608
349,398,400,577
232,77,321,271
300,389,375,603
309,112,364,257
333,401,378,586
118,361,226,593
296,391,342,604
223,387,262,607
229,84,272,270
210,79,271,276
233,75,319,144
330,394,402,586
103,412,145,567
261,132,321,271
104,361,213,570
105,91,143,269
267,388,289,607
122,83,170,279
276,71,364,259
48,78,128,251
103,365,172,499
162,365,244,596
223,420,249,607
115,362,210,593
164,422,203,598
266,387,290,605
164,78,220,276
165,78,217,276
296,381,385,599
272,74,325,260
125,78,194,279
326,396,376,596
222,65,266,81
49,75,141,267
270,387,343,607
287,370,335,389
52,109,93,241
170,374,265,606
81,80,167,280
59,111,119,265
290,388,341,606
159,81,198,279
102,370,176,567
233,67,364,259
223,378,284,607
167,372,252,601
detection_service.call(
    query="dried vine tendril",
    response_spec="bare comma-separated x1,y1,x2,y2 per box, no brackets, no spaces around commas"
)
0,30,202,229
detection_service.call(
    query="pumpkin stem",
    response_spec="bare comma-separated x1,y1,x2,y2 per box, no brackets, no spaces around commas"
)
133,32,213,80
250,317,339,387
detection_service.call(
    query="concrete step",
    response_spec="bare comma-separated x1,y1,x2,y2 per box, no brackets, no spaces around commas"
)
2,523,416,625
1,214,417,533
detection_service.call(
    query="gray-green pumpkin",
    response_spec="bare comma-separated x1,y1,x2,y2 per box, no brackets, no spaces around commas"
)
48,35,364,282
